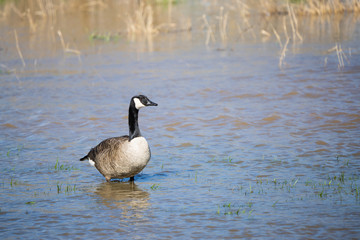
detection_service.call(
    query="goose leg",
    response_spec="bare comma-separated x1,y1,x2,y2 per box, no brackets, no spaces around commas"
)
129,176,135,182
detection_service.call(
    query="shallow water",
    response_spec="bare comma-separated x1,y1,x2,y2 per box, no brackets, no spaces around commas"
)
1,1,360,239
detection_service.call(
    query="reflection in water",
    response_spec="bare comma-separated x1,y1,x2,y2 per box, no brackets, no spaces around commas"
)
94,182,150,219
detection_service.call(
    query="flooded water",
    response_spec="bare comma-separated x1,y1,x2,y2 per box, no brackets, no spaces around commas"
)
1,0,360,239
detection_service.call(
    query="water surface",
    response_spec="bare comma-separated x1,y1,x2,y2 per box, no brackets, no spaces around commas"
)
1,1,360,239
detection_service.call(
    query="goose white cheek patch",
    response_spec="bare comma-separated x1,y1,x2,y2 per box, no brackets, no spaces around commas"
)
89,159,95,167
134,98,145,109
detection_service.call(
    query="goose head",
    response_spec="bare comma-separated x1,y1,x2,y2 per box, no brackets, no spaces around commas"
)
132,95,158,110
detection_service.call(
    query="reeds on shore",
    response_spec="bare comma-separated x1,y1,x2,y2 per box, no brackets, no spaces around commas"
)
0,0,358,69
1,0,359,35
244,0,360,15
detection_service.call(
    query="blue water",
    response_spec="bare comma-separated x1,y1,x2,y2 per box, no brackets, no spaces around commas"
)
1,2,360,238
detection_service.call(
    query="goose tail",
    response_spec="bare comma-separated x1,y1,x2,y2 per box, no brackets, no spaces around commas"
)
79,155,88,161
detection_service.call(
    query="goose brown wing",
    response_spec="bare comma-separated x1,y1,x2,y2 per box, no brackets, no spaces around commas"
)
87,136,129,163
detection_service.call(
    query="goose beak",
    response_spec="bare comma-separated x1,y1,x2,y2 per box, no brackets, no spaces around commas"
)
146,99,158,106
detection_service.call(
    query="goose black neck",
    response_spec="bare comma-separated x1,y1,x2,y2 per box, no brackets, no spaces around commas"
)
128,104,141,141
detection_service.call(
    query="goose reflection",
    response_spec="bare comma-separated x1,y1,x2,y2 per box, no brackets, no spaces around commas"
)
94,182,150,218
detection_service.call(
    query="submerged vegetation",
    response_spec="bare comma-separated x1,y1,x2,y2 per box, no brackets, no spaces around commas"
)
217,171,360,216
217,202,254,216
89,32,120,42
56,183,77,194
53,158,79,171
150,183,160,190
188,156,359,217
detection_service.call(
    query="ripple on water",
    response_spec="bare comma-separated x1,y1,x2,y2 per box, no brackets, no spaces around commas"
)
1,7,360,239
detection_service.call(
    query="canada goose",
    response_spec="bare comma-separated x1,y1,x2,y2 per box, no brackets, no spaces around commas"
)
80,95,157,182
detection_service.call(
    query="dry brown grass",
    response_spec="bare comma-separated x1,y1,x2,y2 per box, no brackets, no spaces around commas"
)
218,6,229,45
57,30,82,63
202,14,216,45
295,0,360,15
0,0,358,69
327,43,350,69
14,30,26,67
125,3,159,36
251,0,360,15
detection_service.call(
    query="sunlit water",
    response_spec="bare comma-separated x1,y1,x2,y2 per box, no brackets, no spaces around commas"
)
1,1,360,239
